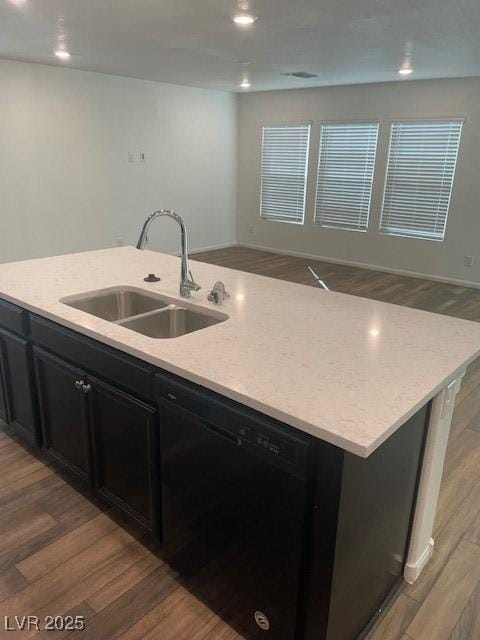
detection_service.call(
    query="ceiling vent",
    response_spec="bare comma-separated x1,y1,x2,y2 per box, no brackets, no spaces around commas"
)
282,71,319,79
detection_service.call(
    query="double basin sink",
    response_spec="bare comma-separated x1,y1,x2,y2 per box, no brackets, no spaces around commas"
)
60,287,228,339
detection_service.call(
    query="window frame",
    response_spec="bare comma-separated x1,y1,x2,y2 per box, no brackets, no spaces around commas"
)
259,121,312,226
313,120,380,233
378,117,464,242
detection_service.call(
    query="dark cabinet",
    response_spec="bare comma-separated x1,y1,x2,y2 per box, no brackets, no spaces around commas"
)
89,375,159,536
33,347,93,484
33,344,160,535
0,328,40,444
0,338,9,423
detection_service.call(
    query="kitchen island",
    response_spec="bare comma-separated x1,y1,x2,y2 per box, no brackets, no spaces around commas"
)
0,246,479,640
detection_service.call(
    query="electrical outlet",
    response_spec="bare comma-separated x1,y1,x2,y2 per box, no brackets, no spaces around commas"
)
127,152,134,163
139,152,146,164
116,238,124,247
464,256,475,268
248,225,254,235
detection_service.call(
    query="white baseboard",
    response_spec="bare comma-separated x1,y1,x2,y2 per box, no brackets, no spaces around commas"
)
236,241,480,289
404,538,435,584
171,241,237,256
183,241,236,256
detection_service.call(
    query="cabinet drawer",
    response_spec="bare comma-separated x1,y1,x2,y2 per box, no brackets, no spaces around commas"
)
30,315,155,401
0,299,29,337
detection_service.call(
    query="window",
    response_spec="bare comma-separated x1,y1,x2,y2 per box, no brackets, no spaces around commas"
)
380,120,463,241
314,122,379,232
260,122,311,224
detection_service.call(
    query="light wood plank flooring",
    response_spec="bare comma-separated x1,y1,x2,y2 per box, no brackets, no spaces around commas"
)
2,245,480,640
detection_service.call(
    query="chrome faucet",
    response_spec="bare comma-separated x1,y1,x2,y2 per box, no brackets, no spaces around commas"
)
136,210,201,298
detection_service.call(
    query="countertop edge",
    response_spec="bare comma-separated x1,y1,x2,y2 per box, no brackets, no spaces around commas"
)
1,290,476,458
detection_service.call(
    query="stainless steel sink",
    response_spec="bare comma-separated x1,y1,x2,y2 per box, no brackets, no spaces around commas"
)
61,288,168,321
60,287,228,338
119,306,225,338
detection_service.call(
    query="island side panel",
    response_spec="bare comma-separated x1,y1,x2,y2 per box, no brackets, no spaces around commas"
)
404,374,464,583
328,405,429,640
298,440,345,640
301,405,429,640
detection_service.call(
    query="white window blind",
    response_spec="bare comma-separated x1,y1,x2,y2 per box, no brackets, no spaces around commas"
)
260,123,311,224
380,120,463,241
314,122,379,232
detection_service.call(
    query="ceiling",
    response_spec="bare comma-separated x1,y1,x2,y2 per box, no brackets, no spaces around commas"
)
1,0,480,92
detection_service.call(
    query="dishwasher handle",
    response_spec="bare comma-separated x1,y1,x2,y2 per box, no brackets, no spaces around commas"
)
161,393,242,447
202,420,243,447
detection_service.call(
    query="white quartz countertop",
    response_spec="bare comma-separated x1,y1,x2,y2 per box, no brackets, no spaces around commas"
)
1,246,480,457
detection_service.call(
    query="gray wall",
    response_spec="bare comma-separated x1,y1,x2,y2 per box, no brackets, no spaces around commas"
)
237,78,480,285
0,59,237,263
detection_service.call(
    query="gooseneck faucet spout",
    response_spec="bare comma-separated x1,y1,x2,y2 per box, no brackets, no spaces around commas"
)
136,210,201,298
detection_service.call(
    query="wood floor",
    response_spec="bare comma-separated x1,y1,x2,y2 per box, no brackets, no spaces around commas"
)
2,245,480,640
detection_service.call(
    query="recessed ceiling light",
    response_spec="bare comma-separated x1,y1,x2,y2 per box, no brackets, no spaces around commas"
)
240,80,251,88
55,49,70,60
233,13,258,25
398,67,413,76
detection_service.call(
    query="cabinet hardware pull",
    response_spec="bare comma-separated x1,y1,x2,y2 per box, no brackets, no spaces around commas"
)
75,380,83,390
167,392,177,401
82,383,92,394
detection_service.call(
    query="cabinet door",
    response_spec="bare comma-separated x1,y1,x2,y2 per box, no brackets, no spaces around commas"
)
0,338,10,423
34,348,92,484
88,376,160,535
0,328,40,444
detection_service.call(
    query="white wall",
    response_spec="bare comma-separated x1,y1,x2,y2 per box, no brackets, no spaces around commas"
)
0,59,237,263
237,78,480,285
3,64,480,286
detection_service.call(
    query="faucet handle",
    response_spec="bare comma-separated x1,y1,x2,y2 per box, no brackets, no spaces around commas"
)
180,270,201,297
188,270,201,291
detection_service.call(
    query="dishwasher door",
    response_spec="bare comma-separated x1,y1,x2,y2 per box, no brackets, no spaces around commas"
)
157,379,311,640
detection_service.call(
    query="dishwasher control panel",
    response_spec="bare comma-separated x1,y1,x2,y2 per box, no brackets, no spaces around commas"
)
156,371,309,472
234,424,298,465
255,431,297,464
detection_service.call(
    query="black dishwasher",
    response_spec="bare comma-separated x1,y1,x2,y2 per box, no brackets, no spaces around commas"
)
155,373,312,640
